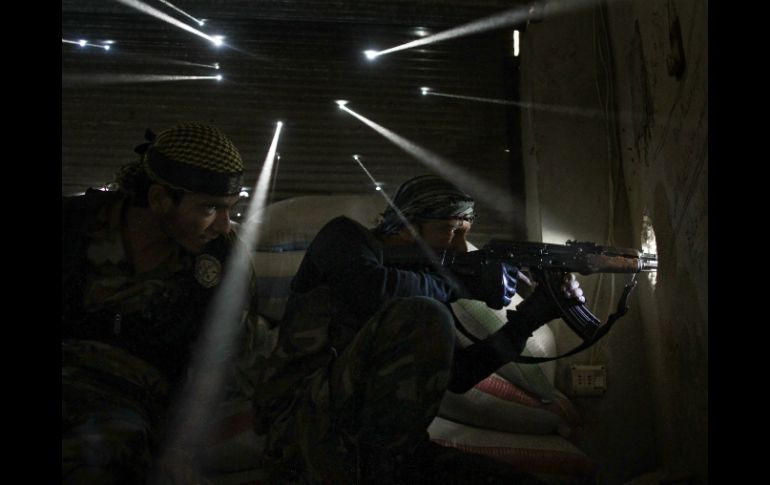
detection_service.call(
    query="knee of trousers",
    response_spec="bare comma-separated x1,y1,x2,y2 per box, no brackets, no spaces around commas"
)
380,296,455,353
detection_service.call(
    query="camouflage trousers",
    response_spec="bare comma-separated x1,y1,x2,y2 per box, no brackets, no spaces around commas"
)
62,339,169,484
263,295,456,484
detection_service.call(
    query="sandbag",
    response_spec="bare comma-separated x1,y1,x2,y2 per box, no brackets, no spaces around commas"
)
428,416,597,484
439,373,581,440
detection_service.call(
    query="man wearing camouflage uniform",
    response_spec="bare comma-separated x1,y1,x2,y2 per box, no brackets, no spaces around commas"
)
62,123,260,484
252,174,585,484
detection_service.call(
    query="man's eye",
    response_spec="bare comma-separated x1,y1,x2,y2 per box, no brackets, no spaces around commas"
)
204,205,217,215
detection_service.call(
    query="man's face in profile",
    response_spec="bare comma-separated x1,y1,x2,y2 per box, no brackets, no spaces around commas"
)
160,193,240,254
414,218,472,253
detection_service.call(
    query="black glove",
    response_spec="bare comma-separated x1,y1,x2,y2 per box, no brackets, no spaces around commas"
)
450,252,518,310
500,271,585,350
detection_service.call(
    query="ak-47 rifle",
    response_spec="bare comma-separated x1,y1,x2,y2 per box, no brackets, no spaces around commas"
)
385,240,658,360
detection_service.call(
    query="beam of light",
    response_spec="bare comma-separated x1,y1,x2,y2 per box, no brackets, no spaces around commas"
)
157,0,205,26
173,60,220,70
115,0,225,46
61,74,222,86
365,0,627,59
154,121,284,481
338,102,520,224
422,88,641,124
352,154,384,193
248,122,284,227
268,152,281,204
62,38,111,50
97,50,221,70
352,153,420,237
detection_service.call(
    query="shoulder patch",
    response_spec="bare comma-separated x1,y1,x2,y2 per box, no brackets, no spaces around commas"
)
194,253,222,288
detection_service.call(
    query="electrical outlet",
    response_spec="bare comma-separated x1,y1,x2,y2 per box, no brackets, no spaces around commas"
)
570,364,607,396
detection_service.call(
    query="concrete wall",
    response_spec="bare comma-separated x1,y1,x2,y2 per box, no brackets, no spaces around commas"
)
519,1,707,483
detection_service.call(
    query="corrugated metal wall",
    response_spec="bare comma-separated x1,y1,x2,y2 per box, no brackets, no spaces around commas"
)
63,1,526,242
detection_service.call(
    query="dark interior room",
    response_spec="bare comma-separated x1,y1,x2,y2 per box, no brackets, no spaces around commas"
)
62,1,708,483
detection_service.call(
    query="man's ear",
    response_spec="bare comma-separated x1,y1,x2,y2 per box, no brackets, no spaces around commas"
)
147,184,173,214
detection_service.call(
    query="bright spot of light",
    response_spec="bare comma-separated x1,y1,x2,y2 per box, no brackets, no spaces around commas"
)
65,38,114,50
215,74,222,81
335,99,349,108
212,35,225,46
375,186,382,191
414,27,430,37
641,212,658,288
364,50,378,60
239,190,250,198
214,62,220,70
513,29,520,57
420,87,430,95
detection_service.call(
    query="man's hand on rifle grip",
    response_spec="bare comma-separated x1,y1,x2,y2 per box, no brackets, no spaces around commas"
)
500,271,587,350
450,252,519,310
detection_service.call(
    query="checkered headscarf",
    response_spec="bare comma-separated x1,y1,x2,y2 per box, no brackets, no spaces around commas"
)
117,122,244,196
374,174,475,235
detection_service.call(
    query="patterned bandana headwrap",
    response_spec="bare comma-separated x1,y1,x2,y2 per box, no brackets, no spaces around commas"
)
375,174,475,236
117,122,244,196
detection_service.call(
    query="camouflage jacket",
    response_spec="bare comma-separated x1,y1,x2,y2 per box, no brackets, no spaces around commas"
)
62,189,259,386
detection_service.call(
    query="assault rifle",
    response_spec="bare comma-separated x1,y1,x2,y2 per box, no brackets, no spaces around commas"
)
385,240,657,358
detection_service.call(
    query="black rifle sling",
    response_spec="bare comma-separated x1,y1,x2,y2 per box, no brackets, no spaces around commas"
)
510,274,639,363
